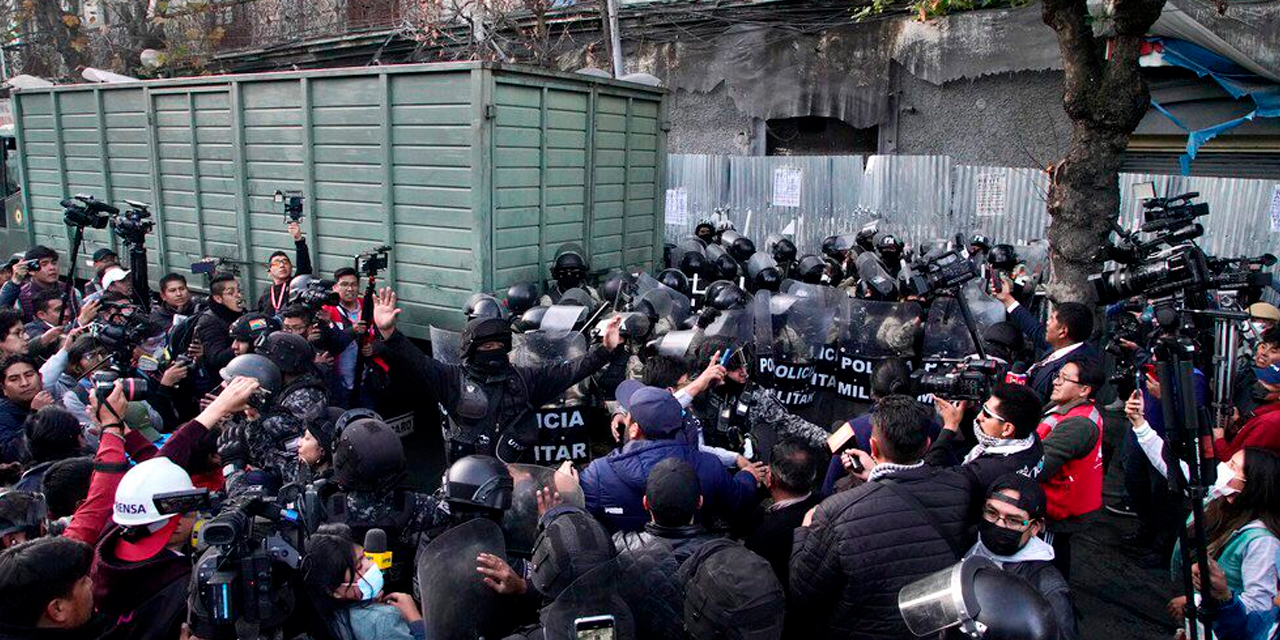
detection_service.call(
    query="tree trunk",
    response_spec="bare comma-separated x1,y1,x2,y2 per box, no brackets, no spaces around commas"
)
1042,0,1165,303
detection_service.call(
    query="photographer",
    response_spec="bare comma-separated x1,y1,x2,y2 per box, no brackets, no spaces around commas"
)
928,383,1045,499
994,280,1097,400
23,290,69,360
90,377,260,640
282,304,349,400
193,273,244,374
17,246,77,324
81,248,119,298
322,268,365,394
1235,326,1280,418
1038,358,1106,579
150,273,196,329
257,221,313,315
0,309,29,360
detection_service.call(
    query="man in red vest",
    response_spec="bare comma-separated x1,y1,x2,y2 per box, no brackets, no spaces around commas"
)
1038,357,1104,581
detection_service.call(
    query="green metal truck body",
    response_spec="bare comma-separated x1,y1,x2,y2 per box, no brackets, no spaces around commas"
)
10,62,667,336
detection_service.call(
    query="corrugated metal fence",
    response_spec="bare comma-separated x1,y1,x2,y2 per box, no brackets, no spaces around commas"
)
665,154,1280,260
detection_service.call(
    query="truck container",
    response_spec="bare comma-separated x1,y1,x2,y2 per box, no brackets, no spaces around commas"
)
10,62,667,335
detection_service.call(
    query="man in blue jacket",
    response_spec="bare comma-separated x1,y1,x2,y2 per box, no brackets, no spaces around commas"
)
581,380,761,533
994,277,1097,401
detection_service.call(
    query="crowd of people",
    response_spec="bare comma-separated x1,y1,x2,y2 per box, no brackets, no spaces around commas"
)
0,218,1276,640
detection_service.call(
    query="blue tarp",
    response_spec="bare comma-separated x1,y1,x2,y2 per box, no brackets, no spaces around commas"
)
1147,37,1280,174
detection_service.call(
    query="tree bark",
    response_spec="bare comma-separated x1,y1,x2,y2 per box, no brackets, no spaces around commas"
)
1042,0,1166,303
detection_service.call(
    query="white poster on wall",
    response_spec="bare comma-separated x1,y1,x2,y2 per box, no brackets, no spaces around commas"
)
1269,184,1280,233
772,167,803,208
975,170,1008,217
664,188,689,226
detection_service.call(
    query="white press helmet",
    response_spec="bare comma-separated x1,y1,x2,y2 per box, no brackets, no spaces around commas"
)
112,457,194,527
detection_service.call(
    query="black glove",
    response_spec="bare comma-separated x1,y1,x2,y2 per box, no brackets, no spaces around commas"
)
696,307,720,330
217,422,249,469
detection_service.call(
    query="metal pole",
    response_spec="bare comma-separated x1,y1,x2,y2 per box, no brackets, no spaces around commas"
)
605,0,623,76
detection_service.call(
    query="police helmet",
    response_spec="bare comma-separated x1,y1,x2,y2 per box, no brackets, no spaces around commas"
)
878,234,904,255
855,227,878,252
679,251,706,278
970,234,993,252
751,268,782,293
657,269,690,296
461,317,513,358
705,281,747,311
988,244,1019,271
513,306,548,333
504,282,540,317
551,249,588,285
257,332,315,376
529,507,616,600
332,418,406,492
558,287,598,309
228,312,279,344
729,236,756,263
713,254,740,281
772,238,797,265
718,229,742,248
219,353,282,399
795,255,827,285
443,455,513,513
600,272,636,305
465,293,509,322
0,491,47,541
820,235,841,260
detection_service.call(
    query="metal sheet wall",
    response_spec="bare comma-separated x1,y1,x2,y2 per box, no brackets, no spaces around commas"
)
665,154,1280,261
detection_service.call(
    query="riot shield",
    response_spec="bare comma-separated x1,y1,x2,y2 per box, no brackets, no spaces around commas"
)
834,298,924,402
783,279,844,308
1018,240,1051,285
416,518,508,640
650,330,698,359
540,559,637,640
756,291,836,409
429,326,463,365
922,296,983,359
501,463,586,557
512,330,588,369
635,272,692,327
540,305,591,333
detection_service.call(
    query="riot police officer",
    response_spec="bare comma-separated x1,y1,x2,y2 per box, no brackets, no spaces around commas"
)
541,247,599,305
372,287,625,463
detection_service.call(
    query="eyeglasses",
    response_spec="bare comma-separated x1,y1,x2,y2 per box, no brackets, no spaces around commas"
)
980,404,1008,423
982,506,1033,532
1054,372,1083,385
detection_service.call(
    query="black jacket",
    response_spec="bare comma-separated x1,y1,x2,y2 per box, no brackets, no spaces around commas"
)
194,303,242,374
379,331,612,457
925,429,1044,518
741,493,822,588
1005,560,1079,640
789,464,974,640
1007,304,1099,401
256,237,313,315
614,522,722,564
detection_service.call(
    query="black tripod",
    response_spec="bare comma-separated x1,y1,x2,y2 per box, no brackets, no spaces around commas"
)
1150,303,1220,640
58,225,87,324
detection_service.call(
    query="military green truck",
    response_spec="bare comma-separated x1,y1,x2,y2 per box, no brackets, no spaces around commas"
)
9,62,668,335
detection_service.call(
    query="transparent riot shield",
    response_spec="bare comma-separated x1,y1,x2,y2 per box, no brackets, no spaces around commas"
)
511,330,588,369
635,272,692,328
539,559,637,640
416,518,509,640
834,298,924,402
429,326,463,366
541,304,591,333
921,296,981,359
650,329,698,359
500,463,586,557
755,291,836,409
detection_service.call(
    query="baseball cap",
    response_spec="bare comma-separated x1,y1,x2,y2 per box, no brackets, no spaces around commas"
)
615,380,683,438
102,267,131,289
1257,364,1280,386
87,247,118,267
986,473,1047,521
1249,302,1280,323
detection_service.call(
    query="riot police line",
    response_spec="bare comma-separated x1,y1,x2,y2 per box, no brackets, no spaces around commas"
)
12,186,1260,640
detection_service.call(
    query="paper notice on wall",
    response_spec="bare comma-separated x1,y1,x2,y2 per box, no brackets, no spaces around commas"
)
664,188,689,226
975,171,1007,217
1269,184,1280,232
773,167,803,208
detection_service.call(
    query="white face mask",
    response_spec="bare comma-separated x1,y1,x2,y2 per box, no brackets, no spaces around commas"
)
1210,462,1243,499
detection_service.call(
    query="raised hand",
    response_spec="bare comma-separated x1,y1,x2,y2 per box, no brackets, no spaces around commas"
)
373,287,402,338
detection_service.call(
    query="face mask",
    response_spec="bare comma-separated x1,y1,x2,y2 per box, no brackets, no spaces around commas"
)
356,564,384,601
972,418,1003,449
1251,322,1269,336
1210,462,1242,499
557,274,582,290
466,350,510,375
718,377,745,398
979,519,1027,557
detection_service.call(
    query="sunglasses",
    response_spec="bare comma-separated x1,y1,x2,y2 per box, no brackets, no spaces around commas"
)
980,404,1008,423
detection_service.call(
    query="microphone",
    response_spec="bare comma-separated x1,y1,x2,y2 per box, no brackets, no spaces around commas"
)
364,528,391,570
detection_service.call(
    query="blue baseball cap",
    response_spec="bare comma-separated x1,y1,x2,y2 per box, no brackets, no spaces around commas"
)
615,380,683,438
1257,365,1280,386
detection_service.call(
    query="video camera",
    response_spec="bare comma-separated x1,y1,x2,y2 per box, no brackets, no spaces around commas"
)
112,200,154,247
906,249,978,299
912,358,1010,402
274,190,305,223
191,489,303,640
60,194,117,229
291,278,339,315
357,245,391,277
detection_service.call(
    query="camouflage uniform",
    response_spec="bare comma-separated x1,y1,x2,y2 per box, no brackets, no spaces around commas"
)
329,486,450,590
226,374,329,496
691,385,828,453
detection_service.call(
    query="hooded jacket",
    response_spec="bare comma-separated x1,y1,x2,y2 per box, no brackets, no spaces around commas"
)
90,526,191,640
964,537,1078,640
